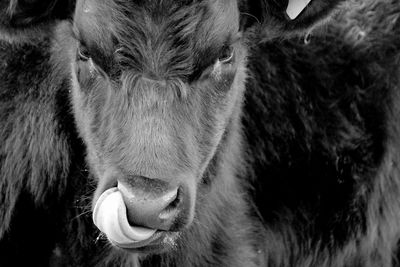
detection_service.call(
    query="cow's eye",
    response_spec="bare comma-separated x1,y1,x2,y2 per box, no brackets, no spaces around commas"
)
218,45,234,64
77,44,90,62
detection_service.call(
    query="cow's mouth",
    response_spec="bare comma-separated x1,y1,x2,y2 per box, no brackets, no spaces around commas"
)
92,186,183,252
110,231,181,254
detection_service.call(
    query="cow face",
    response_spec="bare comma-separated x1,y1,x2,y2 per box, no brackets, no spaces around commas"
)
70,0,246,252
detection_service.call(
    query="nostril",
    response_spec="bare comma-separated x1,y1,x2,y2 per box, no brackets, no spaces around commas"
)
159,187,181,220
118,181,183,230
161,187,180,210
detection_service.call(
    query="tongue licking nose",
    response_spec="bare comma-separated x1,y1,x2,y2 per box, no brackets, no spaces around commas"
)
92,187,157,246
92,180,181,247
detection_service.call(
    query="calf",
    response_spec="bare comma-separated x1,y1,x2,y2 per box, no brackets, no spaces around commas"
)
1,0,400,266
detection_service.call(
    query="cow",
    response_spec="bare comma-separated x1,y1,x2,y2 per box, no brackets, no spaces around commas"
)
1,0,400,266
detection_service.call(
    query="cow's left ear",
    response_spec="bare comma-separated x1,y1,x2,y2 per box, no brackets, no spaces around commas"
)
240,0,346,40
0,0,74,30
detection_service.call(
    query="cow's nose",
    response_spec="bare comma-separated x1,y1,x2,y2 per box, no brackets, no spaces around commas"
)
117,176,182,231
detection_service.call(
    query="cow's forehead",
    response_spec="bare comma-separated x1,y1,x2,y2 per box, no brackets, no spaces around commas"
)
73,0,239,55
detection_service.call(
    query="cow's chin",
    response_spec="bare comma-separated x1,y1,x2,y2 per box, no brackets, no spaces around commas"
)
113,231,182,255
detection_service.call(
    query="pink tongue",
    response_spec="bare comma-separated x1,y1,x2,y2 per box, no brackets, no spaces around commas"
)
93,187,156,245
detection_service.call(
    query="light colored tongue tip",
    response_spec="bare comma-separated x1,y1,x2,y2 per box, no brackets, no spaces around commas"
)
93,187,157,245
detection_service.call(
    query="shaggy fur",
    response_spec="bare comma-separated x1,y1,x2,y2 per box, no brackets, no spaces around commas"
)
1,0,400,266
245,0,400,265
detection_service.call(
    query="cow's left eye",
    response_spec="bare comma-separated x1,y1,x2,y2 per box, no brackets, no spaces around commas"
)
77,44,91,62
218,45,234,64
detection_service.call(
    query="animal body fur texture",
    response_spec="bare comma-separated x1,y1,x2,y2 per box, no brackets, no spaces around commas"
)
0,0,399,266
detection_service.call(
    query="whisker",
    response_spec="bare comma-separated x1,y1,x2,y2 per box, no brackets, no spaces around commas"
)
72,209,93,221
240,12,261,25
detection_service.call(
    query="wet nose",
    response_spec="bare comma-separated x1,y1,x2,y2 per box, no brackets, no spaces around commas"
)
117,176,183,231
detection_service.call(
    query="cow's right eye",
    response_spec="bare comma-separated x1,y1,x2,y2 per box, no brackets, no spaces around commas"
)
77,44,90,62
218,45,234,64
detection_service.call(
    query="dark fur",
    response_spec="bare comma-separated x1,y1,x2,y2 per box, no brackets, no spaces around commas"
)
245,1,400,265
1,0,400,266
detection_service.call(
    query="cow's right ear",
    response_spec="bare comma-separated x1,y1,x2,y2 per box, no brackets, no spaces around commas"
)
0,0,74,30
240,0,346,41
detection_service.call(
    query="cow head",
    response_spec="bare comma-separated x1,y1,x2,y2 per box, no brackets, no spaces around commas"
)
70,0,247,253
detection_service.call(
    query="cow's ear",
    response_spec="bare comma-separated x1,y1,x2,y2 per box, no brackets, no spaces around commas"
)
240,0,346,40
0,0,74,29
